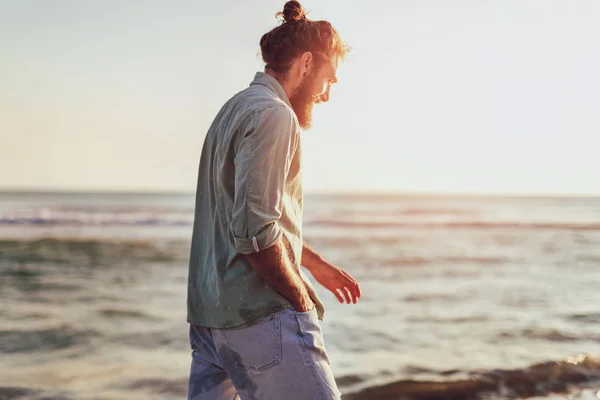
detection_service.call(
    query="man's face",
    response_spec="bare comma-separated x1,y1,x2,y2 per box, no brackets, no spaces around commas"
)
289,55,338,130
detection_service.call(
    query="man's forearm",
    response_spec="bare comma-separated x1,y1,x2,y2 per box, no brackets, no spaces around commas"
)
301,243,327,272
246,237,312,310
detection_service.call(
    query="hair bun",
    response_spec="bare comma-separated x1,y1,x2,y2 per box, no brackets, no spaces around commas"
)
280,1,306,23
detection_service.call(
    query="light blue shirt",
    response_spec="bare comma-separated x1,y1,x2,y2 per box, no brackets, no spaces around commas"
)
187,72,324,328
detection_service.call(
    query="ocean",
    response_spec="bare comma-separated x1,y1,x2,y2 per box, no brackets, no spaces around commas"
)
1,191,599,400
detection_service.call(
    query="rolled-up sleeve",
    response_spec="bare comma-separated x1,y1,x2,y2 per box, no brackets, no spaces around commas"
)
230,105,298,254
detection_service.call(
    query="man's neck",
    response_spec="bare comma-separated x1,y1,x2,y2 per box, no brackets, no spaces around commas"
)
265,69,294,101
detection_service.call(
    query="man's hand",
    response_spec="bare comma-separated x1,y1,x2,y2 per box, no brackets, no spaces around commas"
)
302,243,361,304
246,239,314,313
291,292,315,313
310,261,361,304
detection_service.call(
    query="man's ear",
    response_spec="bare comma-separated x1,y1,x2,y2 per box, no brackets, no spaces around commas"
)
300,51,313,76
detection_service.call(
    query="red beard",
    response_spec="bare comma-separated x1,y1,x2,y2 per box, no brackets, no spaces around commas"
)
289,73,320,130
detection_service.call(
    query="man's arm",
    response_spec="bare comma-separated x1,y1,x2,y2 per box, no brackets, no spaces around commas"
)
301,242,326,272
301,242,362,304
246,238,313,312
229,105,313,312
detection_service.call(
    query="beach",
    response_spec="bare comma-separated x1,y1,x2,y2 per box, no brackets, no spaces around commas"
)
1,191,599,399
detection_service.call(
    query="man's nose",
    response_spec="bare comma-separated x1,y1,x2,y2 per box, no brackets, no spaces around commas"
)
319,86,331,103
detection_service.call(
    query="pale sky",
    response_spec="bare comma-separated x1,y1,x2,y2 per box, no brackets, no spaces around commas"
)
1,0,599,195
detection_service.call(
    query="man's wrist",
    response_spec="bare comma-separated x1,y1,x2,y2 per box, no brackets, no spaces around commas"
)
301,244,327,271
290,291,314,311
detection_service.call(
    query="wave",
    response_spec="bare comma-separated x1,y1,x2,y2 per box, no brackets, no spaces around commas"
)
4,207,600,232
0,326,100,354
308,219,600,231
564,313,600,324
342,354,600,400
377,256,509,268
317,208,477,219
0,237,190,265
496,328,600,343
0,238,507,268
0,208,192,226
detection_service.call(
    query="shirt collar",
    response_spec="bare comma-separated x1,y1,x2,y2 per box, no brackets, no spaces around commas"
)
250,71,293,109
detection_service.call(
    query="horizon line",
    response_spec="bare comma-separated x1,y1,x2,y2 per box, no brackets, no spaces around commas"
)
0,187,599,199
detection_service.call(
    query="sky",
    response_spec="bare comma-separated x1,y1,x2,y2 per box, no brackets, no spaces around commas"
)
1,0,599,195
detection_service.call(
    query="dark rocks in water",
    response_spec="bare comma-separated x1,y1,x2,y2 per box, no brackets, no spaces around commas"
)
336,374,365,387
343,378,497,400
35,396,73,400
343,355,600,400
0,387,74,400
0,387,39,400
122,378,188,396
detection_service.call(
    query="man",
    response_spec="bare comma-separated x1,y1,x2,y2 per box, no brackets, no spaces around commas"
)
186,2,361,399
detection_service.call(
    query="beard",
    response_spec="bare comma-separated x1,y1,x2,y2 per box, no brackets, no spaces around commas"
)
289,73,321,130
